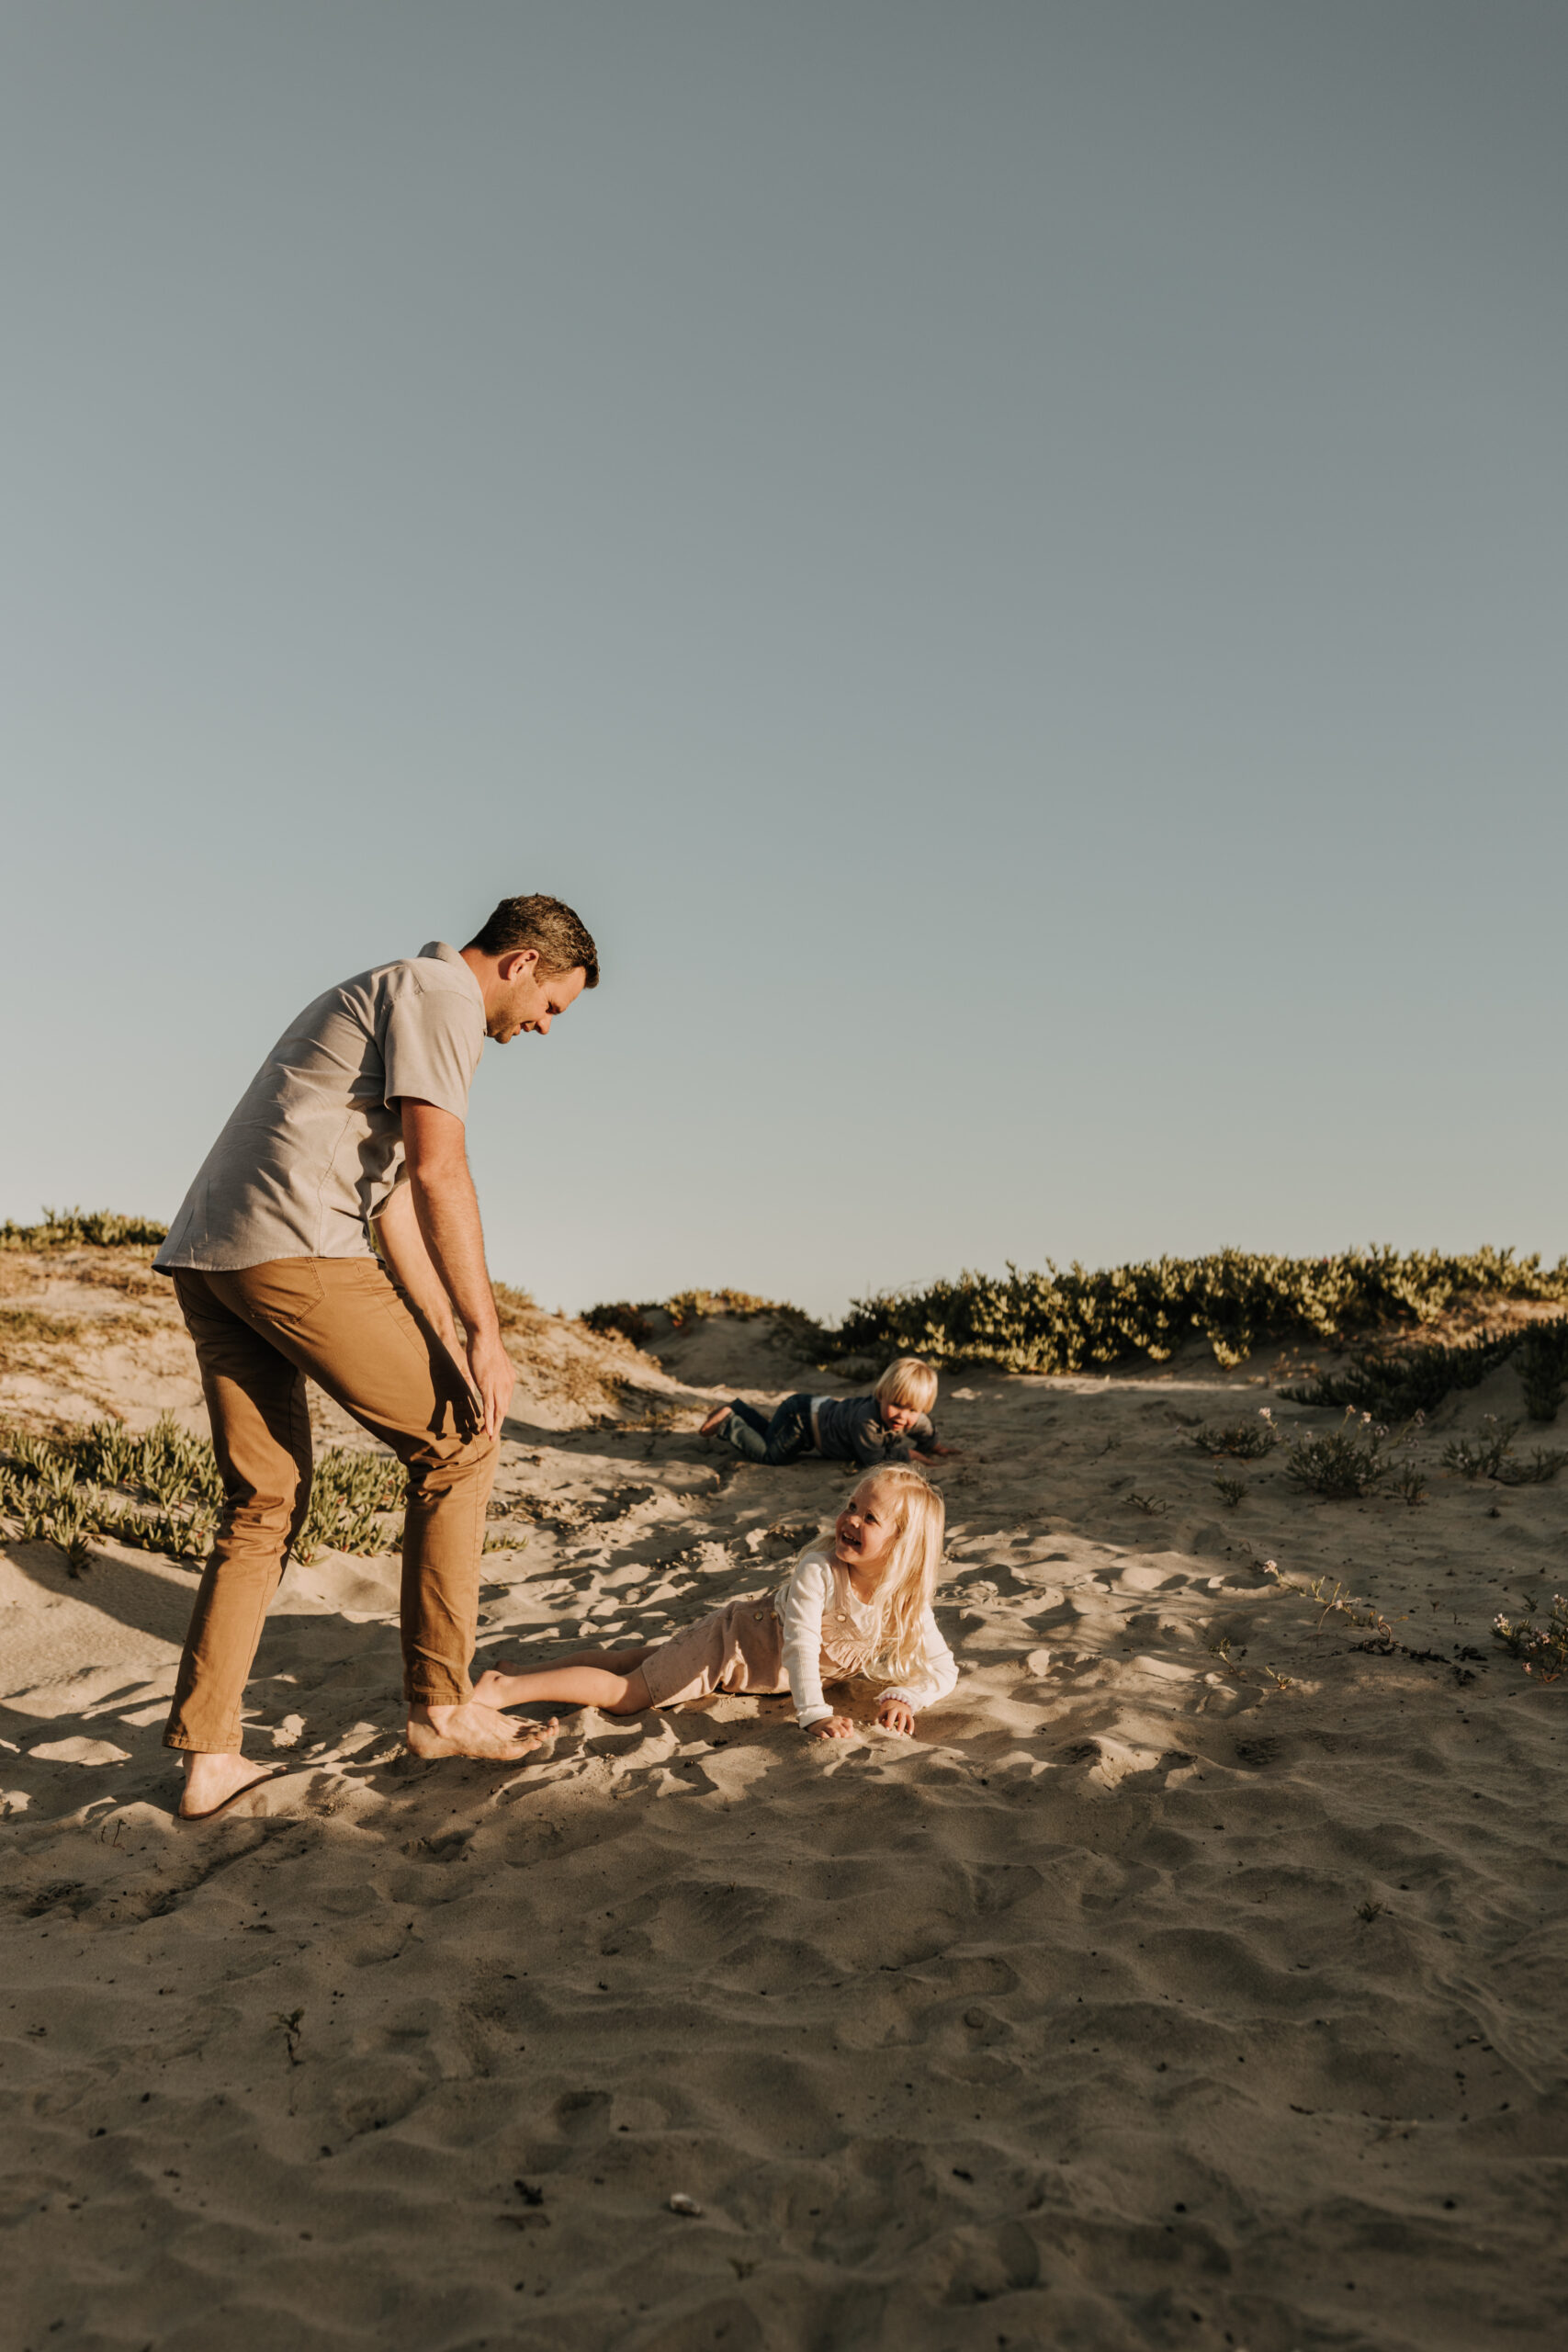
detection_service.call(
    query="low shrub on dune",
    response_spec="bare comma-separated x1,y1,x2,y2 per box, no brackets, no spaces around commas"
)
1,1204,169,1250
823,1248,1568,1376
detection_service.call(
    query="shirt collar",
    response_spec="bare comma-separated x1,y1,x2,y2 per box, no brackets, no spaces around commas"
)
418,940,486,1012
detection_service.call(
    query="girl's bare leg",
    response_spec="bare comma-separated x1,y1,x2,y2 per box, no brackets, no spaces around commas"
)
472,1650,655,1715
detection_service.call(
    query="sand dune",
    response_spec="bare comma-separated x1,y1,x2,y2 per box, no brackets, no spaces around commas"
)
3,1251,1565,2348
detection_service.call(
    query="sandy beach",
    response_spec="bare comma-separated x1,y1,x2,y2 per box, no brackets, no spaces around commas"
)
3,1247,1564,2350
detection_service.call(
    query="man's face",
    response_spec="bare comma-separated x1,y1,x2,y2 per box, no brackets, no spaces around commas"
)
489,956,586,1044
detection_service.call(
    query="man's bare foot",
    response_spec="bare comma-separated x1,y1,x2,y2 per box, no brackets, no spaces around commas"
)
699,1402,732,1436
177,1752,284,1821
407,1700,557,1761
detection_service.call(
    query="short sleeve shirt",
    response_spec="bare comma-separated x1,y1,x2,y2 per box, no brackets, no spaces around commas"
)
154,941,486,1272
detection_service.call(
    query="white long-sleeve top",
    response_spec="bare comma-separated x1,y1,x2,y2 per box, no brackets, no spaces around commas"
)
774,1547,959,1730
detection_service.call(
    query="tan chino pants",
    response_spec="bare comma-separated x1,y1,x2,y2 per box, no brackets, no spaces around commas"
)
164,1258,497,1752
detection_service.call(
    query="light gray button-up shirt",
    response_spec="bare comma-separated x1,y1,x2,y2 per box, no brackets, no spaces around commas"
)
154,941,486,1272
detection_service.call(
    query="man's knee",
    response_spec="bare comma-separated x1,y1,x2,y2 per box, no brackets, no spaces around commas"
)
220,1467,310,1528
408,1427,497,1497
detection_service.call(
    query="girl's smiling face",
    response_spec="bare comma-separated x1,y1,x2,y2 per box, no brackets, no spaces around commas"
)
835,1480,899,1577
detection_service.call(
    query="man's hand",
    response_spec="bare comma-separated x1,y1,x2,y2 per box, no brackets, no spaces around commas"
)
466,1328,517,1442
807,1714,857,1741
374,1181,463,1360
877,1699,916,1736
399,1098,514,1438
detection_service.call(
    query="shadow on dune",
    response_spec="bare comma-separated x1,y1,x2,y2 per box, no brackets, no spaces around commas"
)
3,1532,199,1646
498,1412,719,1468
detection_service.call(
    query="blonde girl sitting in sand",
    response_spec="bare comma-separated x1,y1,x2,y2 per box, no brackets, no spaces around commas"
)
698,1355,956,1471
474,1464,956,1741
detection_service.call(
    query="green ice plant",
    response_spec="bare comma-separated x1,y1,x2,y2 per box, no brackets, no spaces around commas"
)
1,1418,404,1566
292,1452,406,1565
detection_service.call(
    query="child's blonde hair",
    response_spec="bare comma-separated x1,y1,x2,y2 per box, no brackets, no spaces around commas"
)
845,1464,946,1678
874,1356,938,1414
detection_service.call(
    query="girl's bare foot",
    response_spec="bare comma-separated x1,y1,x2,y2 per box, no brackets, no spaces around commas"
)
699,1402,732,1436
406,1701,557,1761
471,1666,529,1709
472,1647,653,1711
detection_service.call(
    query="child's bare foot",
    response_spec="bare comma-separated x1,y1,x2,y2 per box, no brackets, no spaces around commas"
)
471,1666,532,1709
472,1648,652,1711
699,1402,731,1436
406,1701,557,1761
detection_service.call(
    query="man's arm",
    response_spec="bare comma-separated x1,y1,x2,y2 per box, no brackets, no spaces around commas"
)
397,1098,514,1438
373,1181,463,1358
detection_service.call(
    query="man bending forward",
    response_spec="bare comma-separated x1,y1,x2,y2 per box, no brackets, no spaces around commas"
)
152,893,598,1818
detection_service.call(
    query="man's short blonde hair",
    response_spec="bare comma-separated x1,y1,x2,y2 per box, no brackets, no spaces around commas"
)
874,1356,938,1413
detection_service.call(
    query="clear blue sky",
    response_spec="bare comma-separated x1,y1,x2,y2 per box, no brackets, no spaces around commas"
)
4,3,1564,1319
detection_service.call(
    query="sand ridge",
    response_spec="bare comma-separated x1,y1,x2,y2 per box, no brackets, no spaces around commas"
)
2,1260,1565,2348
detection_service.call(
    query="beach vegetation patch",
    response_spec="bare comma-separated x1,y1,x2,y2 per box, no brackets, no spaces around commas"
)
1287,1317,1568,1429
1280,1328,1517,1421
581,1300,655,1345
1496,1447,1568,1486
1193,1412,1279,1459
1517,1318,1568,1423
583,1287,818,1347
0,1205,168,1250
294,1452,406,1561
823,1247,1568,1375
0,1417,404,1568
491,1281,536,1329
1282,1415,1389,1499
1494,1595,1568,1680
0,1308,86,1348
1441,1419,1518,1481
1441,1418,1568,1486
1263,1559,1402,1647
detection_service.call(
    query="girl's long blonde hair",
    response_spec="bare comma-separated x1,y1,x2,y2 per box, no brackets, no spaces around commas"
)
831,1464,946,1677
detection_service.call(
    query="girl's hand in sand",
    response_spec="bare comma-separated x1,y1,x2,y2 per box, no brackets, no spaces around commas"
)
807,1714,857,1741
877,1699,916,1736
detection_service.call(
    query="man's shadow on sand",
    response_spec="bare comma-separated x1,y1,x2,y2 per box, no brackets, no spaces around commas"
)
1,1529,808,1819
1,1532,412,1816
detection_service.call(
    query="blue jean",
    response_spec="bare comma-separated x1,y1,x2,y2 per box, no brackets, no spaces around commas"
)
718,1392,814,1465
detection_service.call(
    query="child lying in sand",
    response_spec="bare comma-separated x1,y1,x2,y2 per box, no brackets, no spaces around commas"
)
698,1355,956,1469
475,1464,956,1741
